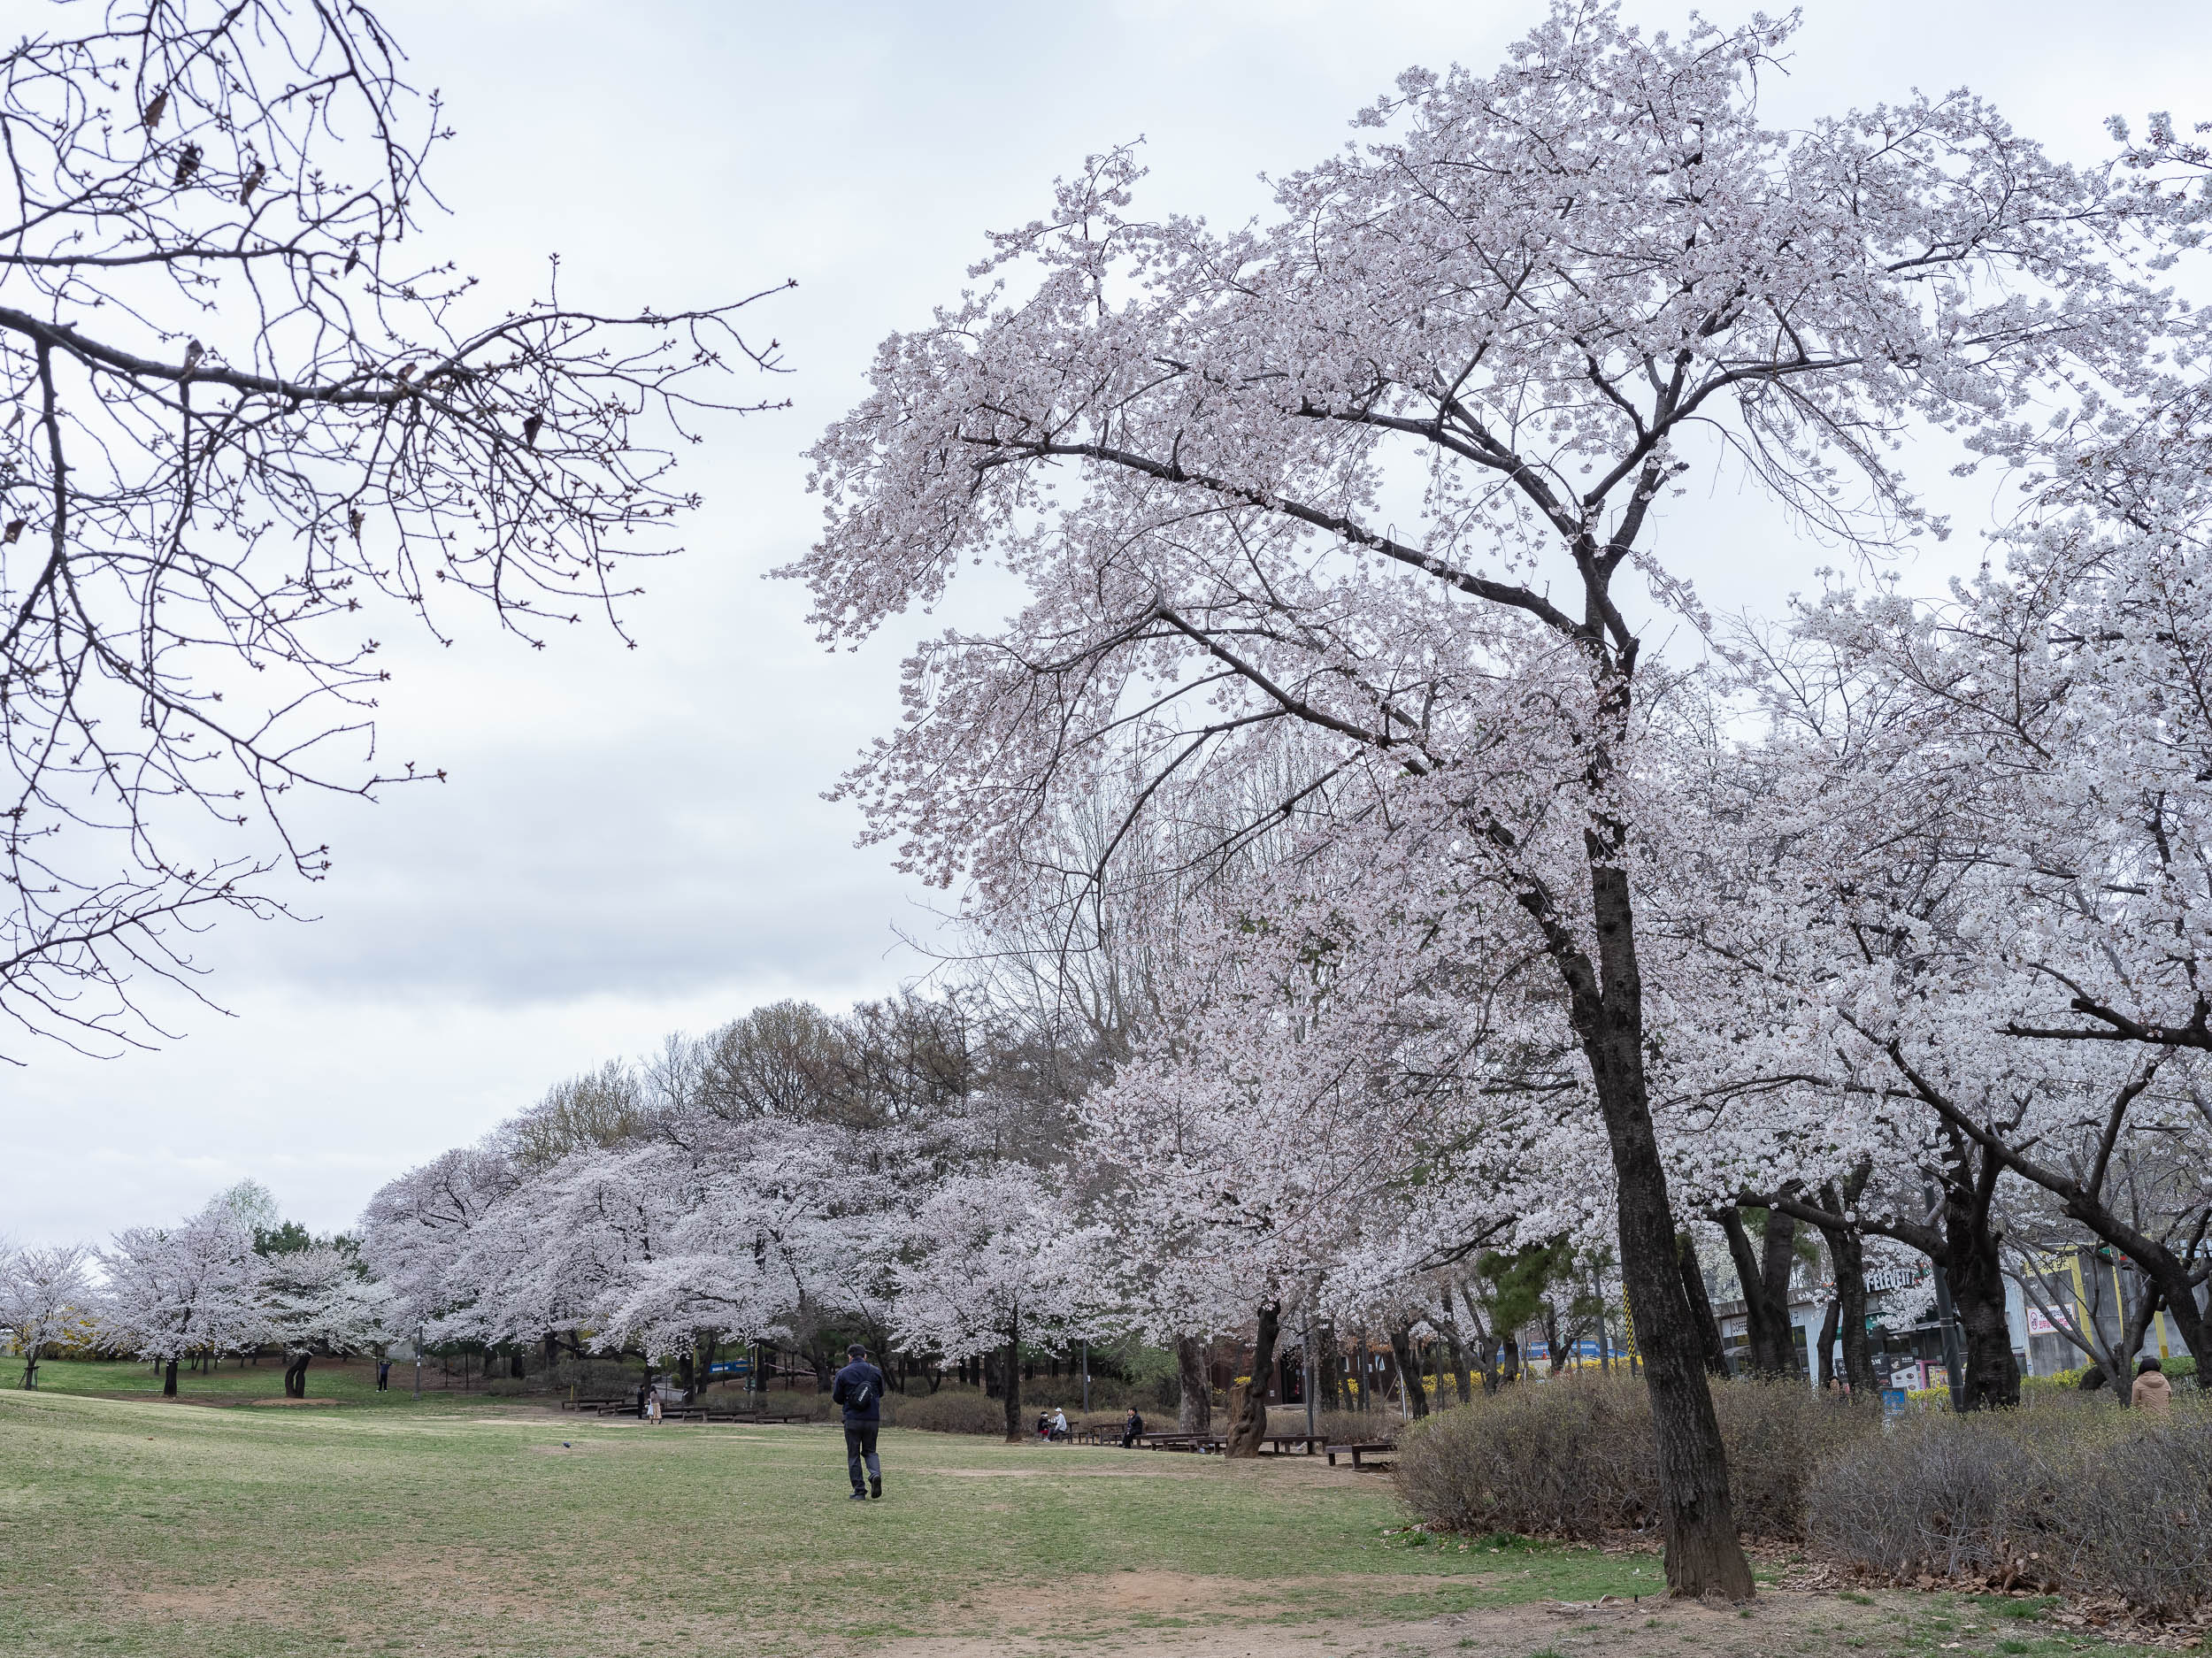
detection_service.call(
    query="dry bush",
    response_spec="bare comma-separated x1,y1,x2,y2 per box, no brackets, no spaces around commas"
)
1808,1395,2212,1616
883,1386,1006,1435
1394,1370,1872,1543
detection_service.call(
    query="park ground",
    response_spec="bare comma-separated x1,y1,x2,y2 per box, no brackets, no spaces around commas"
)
0,1360,2182,1658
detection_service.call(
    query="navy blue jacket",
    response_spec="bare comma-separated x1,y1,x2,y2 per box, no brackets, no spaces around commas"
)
831,1360,887,1424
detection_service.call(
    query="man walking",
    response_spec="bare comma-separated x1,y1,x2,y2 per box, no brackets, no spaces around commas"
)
832,1343,887,1501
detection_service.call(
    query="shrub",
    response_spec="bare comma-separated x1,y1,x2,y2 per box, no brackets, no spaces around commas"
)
884,1386,1006,1435
1394,1370,1873,1543
1808,1396,2212,1616
482,1377,529,1397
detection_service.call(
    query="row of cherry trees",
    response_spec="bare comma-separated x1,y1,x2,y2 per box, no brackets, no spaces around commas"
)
1,1183,388,1395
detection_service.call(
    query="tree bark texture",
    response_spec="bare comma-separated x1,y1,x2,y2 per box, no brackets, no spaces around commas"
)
1816,1300,1839,1391
162,1358,178,1397
1941,1165,2022,1411
1441,1290,1472,1403
1001,1303,1024,1444
1717,1209,1798,1378
1810,1180,1881,1398
1176,1334,1212,1433
1573,864,1754,1600
1389,1324,1430,1417
1224,1303,1281,1458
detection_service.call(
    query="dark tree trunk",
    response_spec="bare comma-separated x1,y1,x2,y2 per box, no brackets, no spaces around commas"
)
1541,1301,1568,1377
1441,1289,1471,1403
162,1358,178,1397
1175,1335,1212,1433
1574,864,1753,1600
285,1354,311,1398
1760,1209,1802,1376
1388,1324,1429,1418
1717,1209,1796,1378
1677,1232,1732,1379
19,1347,37,1390
1947,1202,2020,1411
1816,1300,1839,1391
1001,1303,1023,1444
1811,1177,1880,1398
1225,1303,1280,1457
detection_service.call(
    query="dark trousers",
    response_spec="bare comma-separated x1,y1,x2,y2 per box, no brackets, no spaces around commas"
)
844,1423,880,1492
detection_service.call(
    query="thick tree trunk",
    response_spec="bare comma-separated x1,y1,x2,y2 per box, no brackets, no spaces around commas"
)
1388,1324,1429,1418
20,1347,38,1390
1225,1303,1280,1457
1816,1300,1839,1391
1941,1166,2021,1412
1677,1232,1732,1379
1175,1335,1212,1433
1717,1209,1796,1378
163,1358,178,1397
285,1354,311,1399
1001,1303,1023,1444
1578,864,1753,1600
1811,1181,1880,1398
1441,1289,1472,1403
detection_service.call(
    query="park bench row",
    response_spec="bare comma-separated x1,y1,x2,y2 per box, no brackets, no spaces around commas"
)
1071,1428,1385,1462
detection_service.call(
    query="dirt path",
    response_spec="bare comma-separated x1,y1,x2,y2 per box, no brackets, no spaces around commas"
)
859,1577,2104,1658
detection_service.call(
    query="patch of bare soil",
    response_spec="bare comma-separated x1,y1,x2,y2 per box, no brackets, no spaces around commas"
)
247,1397,341,1407
858,1584,2031,1658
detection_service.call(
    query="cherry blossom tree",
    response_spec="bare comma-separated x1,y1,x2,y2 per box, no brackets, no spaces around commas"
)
99,1202,265,1394
795,0,2186,1586
261,1242,391,1398
890,1165,1106,1442
0,1240,96,1388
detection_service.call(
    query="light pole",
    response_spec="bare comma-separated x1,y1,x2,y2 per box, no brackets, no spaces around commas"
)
412,1324,421,1399
1080,1339,1090,1413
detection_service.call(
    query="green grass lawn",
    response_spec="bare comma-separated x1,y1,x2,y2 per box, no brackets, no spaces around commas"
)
0,1370,2179,1658
0,1355,481,1410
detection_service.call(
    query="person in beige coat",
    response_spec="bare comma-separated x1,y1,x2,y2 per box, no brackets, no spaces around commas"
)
2131,1357,2173,1412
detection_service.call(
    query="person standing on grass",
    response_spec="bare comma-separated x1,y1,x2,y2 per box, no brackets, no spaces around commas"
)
833,1343,887,1501
376,1359,390,1392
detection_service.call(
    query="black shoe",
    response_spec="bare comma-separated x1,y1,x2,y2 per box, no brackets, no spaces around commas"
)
870,1477,883,1500
849,1490,869,1501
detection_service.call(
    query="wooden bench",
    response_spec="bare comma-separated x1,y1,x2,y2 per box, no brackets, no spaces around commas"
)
1325,1441,1394,1469
698,1411,805,1424
1261,1433,1328,1455
558,1396,626,1412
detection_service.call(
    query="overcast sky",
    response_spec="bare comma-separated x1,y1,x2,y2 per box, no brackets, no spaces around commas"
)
4,0,2207,1245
